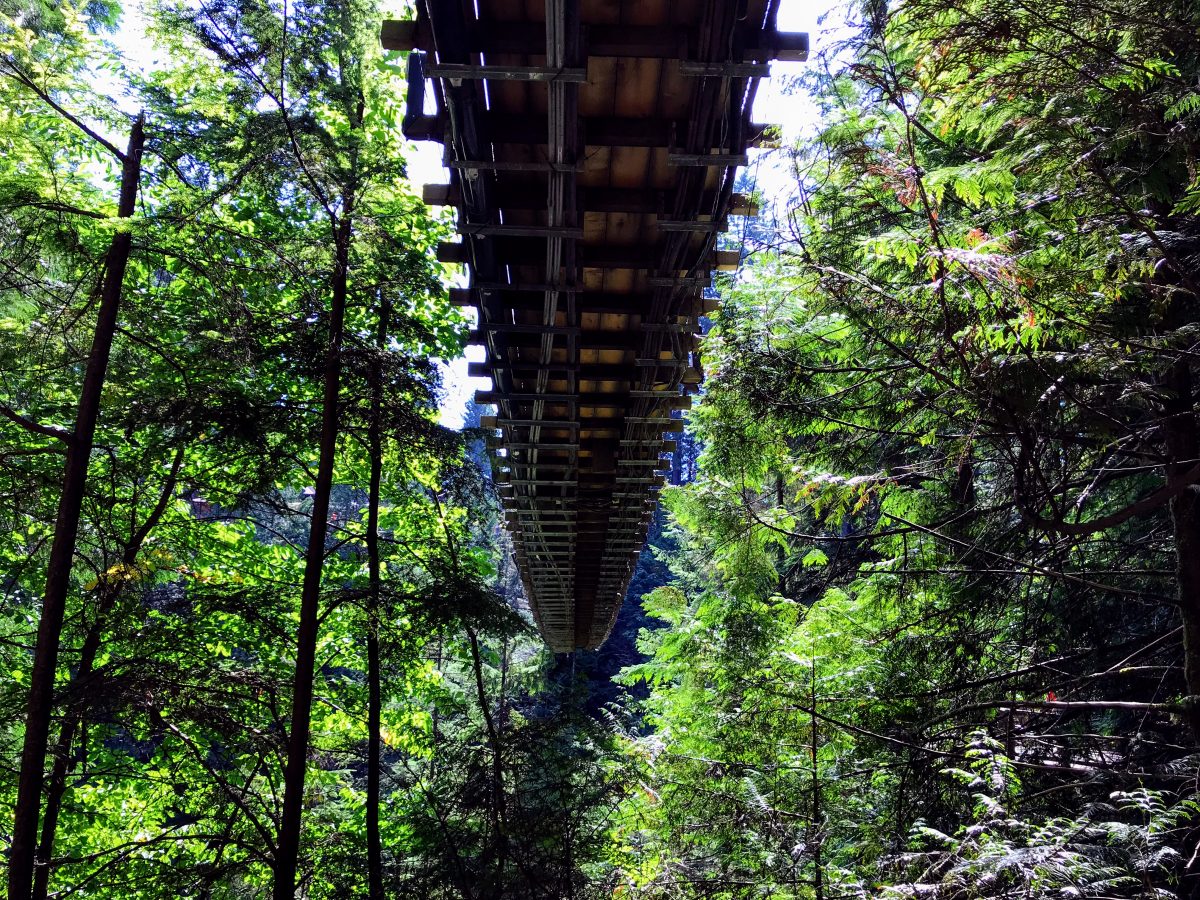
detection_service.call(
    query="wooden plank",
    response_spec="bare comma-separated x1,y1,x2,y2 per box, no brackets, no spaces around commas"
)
629,388,684,398
633,358,692,367
379,19,418,51
471,361,635,378
625,417,686,428
500,442,579,450
422,183,746,216
679,61,772,77
471,280,578,292
656,219,726,233
715,250,741,271
473,332,695,351
469,323,582,335
485,114,687,148
427,64,589,82
460,223,585,238
485,392,690,407
729,193,760,216
440,238,729,270
446,159,583,173
498,419,581,428
458,290,653,314
392,21,808,62
646,275,711,288
667,152,749,167
422,184,453,205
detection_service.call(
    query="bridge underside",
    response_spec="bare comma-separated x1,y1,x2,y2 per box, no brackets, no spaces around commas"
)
388,0,804,651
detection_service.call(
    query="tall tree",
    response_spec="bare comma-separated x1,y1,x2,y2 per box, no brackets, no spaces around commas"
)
609,0,1200,893
0,7,149,892
151,1,458,893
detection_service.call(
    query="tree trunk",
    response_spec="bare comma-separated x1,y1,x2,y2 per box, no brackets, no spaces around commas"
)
31,448,182,900
29,627,100,900
466,627,507,882
8,113,144,900
365,297,388,900
273,216,351,900
809,657,824,900
1165,359,1200,740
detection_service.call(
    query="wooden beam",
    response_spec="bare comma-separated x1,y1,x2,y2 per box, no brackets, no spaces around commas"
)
657,219,727,233
501,442,579,450
468,332,696,351
729,194,760,216
679,61,772,77
446,159,582,173
646,275,712,288
488,362,689,381
459,223,585,238
499,463,577,472
482,391,686,405
492,296,704,318
470,323,582,335
470,361,636,378
625,417,686,430
456,289,654,313
440,238,730,271
426,63,588,82
667,152,749,167
384,20,808,62
487,114,683,147
478,114,776,151
715,250,741,270
498,419,581,429
476,391,579,403
480,391,691,408
472,280,578,293
639,323,697,333
763,30,810,61
422,184,454,205
379,19,418,51
423,183,750,217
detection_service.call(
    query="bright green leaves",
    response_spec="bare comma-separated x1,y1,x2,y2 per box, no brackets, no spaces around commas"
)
922,161,1017,211
608,0,1200,894
0,0,482,895
801,548,829,567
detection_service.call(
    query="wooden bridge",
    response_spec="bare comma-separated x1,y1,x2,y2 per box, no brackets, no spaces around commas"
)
384,0,805,652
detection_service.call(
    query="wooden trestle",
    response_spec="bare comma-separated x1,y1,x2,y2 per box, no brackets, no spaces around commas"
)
384,0,806,652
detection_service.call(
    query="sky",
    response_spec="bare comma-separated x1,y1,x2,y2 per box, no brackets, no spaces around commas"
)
106,0,839,428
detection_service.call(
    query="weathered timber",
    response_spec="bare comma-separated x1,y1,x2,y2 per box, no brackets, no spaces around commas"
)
390,0,801,651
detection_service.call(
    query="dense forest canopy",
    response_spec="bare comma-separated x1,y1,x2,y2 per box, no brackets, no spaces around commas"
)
1,0,1200,897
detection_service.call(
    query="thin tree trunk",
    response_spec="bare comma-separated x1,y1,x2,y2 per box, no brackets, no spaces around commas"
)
498,640,508,734
365,297,389,900
29,628,100,900
31,448,182,900
1165,359,1200,740
809,655,824,900
8,113,145,900
273,215,351,900
466,627,507,881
